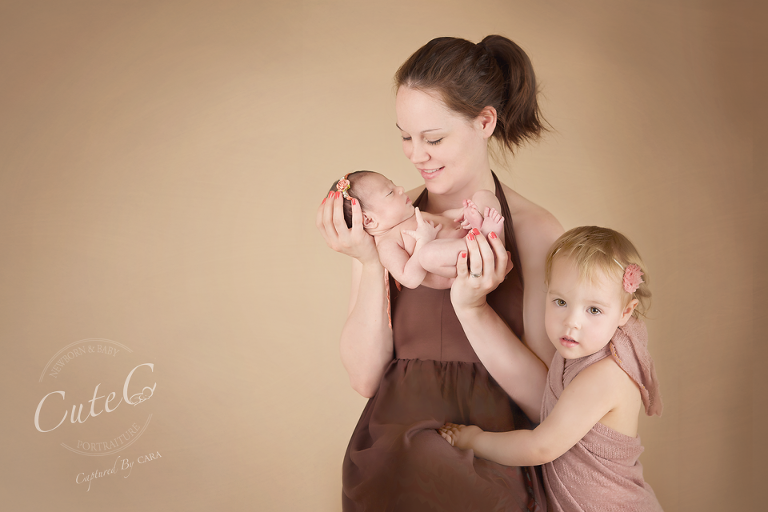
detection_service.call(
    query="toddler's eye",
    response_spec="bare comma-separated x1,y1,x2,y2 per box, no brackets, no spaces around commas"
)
427,138,443,146
554,299,566,307
588,307,602,315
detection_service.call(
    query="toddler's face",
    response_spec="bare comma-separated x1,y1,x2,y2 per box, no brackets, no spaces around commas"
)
545,257,635,360
358,173,415,232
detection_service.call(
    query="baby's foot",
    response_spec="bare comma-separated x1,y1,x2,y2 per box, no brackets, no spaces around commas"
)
462,199,484,231
481,207,504,240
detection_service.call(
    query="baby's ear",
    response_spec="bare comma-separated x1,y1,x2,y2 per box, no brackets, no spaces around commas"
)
618,298,639,326
362,212,375,228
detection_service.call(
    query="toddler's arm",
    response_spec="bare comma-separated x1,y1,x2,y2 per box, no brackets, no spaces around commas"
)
440,357,631,466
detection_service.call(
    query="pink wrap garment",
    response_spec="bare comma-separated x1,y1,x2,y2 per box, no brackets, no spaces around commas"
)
541,316,663,511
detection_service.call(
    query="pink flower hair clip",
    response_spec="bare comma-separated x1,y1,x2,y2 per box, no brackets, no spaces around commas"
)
336,174,352,200
621,263,644,294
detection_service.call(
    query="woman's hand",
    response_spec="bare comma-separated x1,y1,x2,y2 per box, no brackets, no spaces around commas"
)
450,229,511,312
316,192,379,265
439,423,484,450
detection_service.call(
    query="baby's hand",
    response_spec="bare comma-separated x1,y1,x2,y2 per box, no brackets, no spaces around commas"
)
439,423,483,450
402,207,442,244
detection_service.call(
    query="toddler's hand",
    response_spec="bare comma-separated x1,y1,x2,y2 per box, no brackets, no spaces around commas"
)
439,423,483,450
402,207,442,244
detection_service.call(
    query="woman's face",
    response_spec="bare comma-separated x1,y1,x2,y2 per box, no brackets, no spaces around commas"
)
395,86,492,197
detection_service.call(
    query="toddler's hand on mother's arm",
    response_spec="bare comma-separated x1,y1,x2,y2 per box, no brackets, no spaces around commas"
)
316,191,379,265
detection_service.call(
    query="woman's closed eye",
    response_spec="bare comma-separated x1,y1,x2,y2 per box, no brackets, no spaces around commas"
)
427,138,443,145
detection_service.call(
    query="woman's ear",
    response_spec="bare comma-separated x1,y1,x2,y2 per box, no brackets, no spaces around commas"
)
476,106,498,139
618,298,639,326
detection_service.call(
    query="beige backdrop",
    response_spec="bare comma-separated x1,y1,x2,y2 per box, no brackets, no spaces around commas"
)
1,1,764,511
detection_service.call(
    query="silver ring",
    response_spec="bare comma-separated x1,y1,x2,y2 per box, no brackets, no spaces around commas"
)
470,272,482,278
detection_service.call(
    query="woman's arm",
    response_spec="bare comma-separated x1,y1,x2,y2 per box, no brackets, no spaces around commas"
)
342,259,394,397
505,188,564,366
451,231,548,420
317,192,393,398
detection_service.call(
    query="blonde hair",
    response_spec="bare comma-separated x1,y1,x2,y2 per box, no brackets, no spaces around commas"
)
545,226,651,318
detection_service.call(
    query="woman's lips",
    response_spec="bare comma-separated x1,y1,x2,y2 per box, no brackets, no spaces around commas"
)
419,166,444,180
559,337,579,348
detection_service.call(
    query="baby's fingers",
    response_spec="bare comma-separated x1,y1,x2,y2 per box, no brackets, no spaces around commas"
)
414,206,424,225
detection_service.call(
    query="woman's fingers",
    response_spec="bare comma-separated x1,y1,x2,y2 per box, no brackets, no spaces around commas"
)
456,247,469,279
487,232,509,275
318,192,338,247
332,192,348,234
350,196,364,233
466,229,483,277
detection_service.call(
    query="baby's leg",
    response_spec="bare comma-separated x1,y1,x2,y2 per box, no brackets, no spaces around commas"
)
461,199,485,232
417,239,469,279
470,190,505,243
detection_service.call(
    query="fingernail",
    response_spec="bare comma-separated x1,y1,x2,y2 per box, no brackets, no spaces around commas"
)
467,232,475,241
328,191,333,199
472,228,480,235
351,198,356,206
461,252,467,258
334,191,340,199
322,198,326,205
489,232,497,240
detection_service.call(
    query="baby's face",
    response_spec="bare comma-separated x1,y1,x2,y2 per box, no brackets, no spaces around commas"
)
545,257,633,360
358,173,415,232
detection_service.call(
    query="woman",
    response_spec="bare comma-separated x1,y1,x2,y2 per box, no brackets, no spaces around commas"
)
317,35,563,511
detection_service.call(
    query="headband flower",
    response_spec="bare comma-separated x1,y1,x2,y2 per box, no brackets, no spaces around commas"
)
336,174,351,200
622,264,644,294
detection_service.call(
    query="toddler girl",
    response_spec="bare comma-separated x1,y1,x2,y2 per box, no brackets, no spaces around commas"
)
328,170,505,289
441,226,663,511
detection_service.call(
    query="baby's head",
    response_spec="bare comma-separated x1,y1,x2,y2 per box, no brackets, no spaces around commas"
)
543,226,651,359
329,171,414,234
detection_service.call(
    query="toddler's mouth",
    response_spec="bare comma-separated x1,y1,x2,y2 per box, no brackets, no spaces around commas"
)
559,336,579,348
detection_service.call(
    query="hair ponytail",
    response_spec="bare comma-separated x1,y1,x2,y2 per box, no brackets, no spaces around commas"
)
478,35,545,152
395,35,546,154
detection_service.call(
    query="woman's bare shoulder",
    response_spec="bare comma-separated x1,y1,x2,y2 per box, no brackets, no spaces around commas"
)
500,183,564,264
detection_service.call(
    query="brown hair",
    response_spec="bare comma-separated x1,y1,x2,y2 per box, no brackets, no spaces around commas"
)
545,226,652,318
328,171,377,228
395,35,545,154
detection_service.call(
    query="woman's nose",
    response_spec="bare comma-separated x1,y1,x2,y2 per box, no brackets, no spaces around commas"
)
408,140,429,165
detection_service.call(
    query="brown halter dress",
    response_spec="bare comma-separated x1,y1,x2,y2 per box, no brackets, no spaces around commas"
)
342,173,546,512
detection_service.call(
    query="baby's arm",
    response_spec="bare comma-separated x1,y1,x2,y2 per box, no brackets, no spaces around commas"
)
440,357,631,466
380,208,441,289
